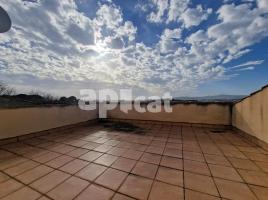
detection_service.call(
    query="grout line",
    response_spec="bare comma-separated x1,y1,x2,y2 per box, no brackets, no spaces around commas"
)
0,169,54,200
181,125,186,200
1,123,268,200
205,127,261,200
192,126,222,198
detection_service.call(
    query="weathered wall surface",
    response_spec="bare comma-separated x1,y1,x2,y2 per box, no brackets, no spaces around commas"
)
232,86,268,144
108,103,231,125
0,106,98,139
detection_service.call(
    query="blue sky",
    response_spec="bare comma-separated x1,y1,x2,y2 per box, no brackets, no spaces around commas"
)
0,0,268,97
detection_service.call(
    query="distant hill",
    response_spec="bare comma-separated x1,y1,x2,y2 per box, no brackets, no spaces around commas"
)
0,94,78,108
173,95,246,102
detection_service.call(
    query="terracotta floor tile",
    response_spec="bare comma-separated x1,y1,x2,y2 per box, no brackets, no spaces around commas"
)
79,151,103,162
168,138,182,144
156,166,183,186
131,144,147,151
112,193,135,200
249,185,268,200
46,155,74,168
153,136,167,142
131,161,158,179
228,157,259,170
0,172,10,183
122,149,143,160
184,172,219,196
222,149,247,159
183,151,205,162
4,160,39,177
105,140,121,146
238,169,268,187
1,186,41,200
117,142,133,149
183,144,202,153
76,163,107,181
2,144,33,155
0,156,28,170
149,181,184,200
215,178,257,200
82,142,100,150
2,124,267,200
204,154,231,166
95,138,110,144
0,179,23,198
75,184,114,200
111,157,137,172
0,150,14,160
94,154,118,166
107,147,126,156
66,148,89,158
119,175,153,200
257,148,268,155
23,149,49,159
16,165,53,184
33,151,61,163
166,142,182,150
38,196,50,200
200,145,222,156
30,170,70,193
53,138,68,143
140,152,161,165
185,189,220,200
65,139,88,147
150,140,166,147
237,146,261,153
49,144,76,154
254,161,268,173
48,176,89,200
95,168,128,190
209,164,243,182
145,146,164,155
138,138,153,145
160,156,183,170
163,148,182,158
37,141,54,148
94,144,113,153
244,152,268,162
60,159,89,174
184,160,210,176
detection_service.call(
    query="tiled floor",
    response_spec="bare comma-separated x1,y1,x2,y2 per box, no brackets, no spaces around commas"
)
1,122,268,200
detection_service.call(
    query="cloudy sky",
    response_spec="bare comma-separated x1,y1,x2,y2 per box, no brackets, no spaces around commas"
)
0,0,268,98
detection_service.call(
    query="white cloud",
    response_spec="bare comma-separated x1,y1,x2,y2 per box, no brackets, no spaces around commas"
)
159,28,182,53
167,0,189,23
0,0,268,97
146,0,212,28
147,0,169,23
230,60,264,69
181,5,212,28
258,0,268,11
184,2,268,79
205,3,268,62
95,4,123,29
106,36,124,49
135,2,149,13
235,66,255,71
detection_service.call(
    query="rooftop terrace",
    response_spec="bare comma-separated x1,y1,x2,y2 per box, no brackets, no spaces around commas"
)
0,85,267,200
1,122,268,200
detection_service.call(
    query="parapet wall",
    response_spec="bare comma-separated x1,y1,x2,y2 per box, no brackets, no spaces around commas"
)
1,85,267,147
0,106,98,139
232,85,268,145
108,103,232,125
